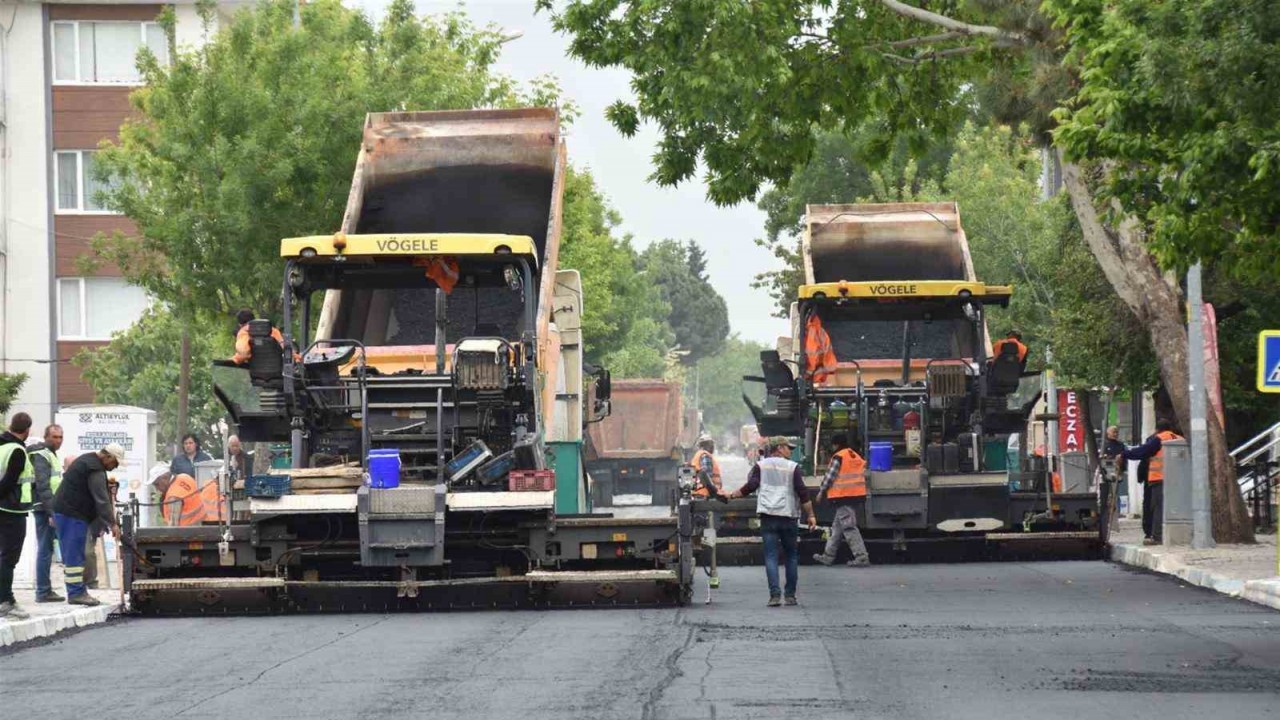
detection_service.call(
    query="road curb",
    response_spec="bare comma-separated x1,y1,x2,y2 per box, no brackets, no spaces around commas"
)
0,602,119,648
1110,542,1279,611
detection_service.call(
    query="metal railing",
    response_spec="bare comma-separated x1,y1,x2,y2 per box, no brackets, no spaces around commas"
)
1233,421,1280,529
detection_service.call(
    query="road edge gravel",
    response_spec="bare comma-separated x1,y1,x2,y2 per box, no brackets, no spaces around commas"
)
0,601,120,647
1111,542,1280,611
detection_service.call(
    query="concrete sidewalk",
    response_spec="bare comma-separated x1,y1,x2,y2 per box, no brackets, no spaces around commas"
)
2,555,123,648
1110,518,1280,611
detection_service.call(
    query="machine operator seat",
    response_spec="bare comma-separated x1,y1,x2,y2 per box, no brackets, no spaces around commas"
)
987,341,1023,396
246,319,285,391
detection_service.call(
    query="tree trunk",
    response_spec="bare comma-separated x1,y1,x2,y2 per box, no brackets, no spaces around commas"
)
177,327,191,448
1058,154,1254,543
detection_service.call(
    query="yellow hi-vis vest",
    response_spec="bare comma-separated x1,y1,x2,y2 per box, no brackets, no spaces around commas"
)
0,441,35,513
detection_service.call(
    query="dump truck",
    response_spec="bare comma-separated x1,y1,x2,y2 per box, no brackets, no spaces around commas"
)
584,379,695,506
718,202,1098,564
123,109,695,613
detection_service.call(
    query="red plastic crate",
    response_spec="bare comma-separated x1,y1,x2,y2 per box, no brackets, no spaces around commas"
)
509,469,556,492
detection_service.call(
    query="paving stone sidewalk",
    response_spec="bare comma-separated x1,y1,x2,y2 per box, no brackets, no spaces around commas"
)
1110,518,1280,611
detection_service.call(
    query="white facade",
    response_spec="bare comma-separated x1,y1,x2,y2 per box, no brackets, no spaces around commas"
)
0,1,242,430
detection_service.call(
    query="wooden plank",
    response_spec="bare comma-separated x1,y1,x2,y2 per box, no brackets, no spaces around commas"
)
267,464,361,479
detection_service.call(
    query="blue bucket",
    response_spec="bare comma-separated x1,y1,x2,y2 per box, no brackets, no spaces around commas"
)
367,448,401,489
869,442,893,472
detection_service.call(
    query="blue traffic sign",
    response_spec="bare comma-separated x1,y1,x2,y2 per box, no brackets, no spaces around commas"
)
1258,331,1280,393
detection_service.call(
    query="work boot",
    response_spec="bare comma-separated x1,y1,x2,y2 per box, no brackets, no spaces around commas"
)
36,591,65,603
767,595,782,607
812,553,834,566
0,601,31,620
784,596,798,606
1142,538,1159,546
847,556,871,567
67,594,101,607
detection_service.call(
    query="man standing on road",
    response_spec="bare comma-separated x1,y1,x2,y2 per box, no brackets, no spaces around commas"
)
812,434,871,567
722,437,817,607
52,444,125,606
0,412,35,619
1120,419,1182,546
28,424,65,602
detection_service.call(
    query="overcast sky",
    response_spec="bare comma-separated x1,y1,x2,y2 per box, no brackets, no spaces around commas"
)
352,0,790,346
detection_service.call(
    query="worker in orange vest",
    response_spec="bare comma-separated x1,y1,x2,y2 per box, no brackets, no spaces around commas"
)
231,309,286,365
804,314,838,385
990,330,1029,368
689,436,722,498
162,473,224,526
812,434,870,567
412,256,460,293
1120,419,1182,546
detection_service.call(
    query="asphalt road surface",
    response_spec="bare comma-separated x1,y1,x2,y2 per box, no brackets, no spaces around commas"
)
4,561,1278,719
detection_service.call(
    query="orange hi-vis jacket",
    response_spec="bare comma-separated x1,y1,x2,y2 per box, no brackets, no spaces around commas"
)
991,337,1028,363
232,325,285,365
413,256,460,293
163,474,224,526
827,448,867,499
1147,430,1183,485
804,315,838,384
690,449,722,497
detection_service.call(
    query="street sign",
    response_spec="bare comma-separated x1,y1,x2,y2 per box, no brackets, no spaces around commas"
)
1257,331,1280,393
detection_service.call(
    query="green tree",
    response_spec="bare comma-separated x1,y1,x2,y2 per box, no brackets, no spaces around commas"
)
639,240,730,364
0,373,26,416
76,307,230,446
693,335,768,441
544,0,1259,541
559,166,672,377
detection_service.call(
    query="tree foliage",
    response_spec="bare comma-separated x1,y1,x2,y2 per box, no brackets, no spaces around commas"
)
0,373,26,416
559,166,672,377
95,0,557,321
639,240,730,364
76,307,229,444
693,335,768,441
1048,0,1280,277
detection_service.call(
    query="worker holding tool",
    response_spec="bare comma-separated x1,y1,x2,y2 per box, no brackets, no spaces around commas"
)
1120,418,1182,546
723,437,817,607
689,435,722,498
812,434,871,567
29,424,66,602
52,443,125,606
0,412,35,619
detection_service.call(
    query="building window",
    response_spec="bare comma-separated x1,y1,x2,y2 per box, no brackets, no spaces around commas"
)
54,150,118,213
51,20,167,84
57,278,150,340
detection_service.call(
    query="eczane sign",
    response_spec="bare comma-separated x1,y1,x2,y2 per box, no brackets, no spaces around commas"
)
1058,390,1085,453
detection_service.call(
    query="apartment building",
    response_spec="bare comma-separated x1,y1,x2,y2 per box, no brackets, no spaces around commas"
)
0,1,243,429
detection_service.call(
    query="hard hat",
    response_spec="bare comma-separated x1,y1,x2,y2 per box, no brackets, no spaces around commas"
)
697,434,714,445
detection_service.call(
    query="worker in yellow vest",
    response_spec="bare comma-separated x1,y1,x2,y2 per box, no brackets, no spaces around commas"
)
28,424,65,602
689,436,723,498
1120,418,1182,546
812,434,871,567
0,412,35,619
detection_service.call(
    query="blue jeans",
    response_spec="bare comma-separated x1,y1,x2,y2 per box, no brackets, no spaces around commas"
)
32,511,57,597
759,514,799,598
53,514,89,598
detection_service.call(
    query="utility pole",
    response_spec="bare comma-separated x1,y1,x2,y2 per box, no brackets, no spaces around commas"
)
1187,262,1215,549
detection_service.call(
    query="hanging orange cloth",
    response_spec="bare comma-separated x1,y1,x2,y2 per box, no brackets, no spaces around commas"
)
414,256,460,293
804,315,838,384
